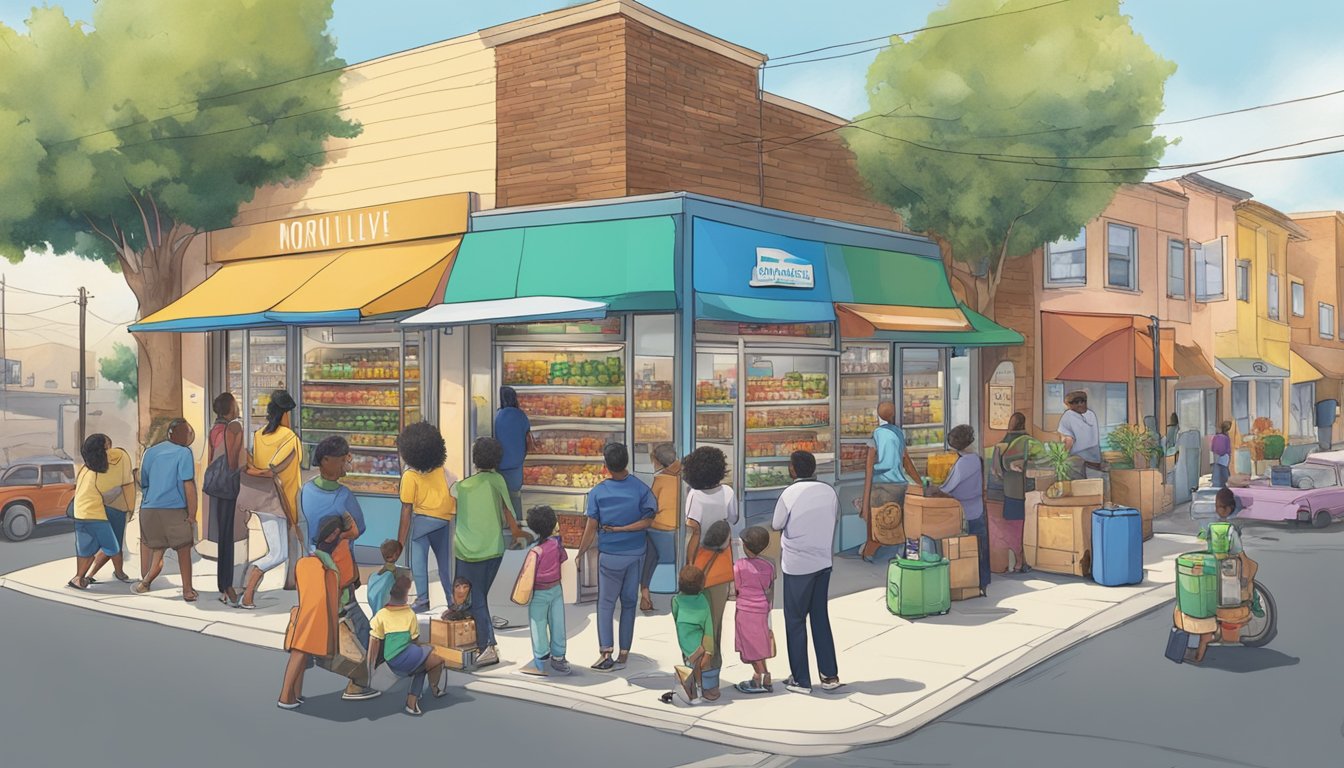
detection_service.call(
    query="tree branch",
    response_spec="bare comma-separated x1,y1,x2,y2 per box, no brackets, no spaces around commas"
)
126,185,156,252
147,191,164,250
989,181,1062,294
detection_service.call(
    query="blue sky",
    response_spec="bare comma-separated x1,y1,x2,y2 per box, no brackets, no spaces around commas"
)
3,0,1343,347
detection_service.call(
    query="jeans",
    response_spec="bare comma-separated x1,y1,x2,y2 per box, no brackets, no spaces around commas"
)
1212,462,1230,488
528,585,566,663
966,516,991,589
702,582,729,691
343,598,371,649
410,515,452,606
454,556,503,649
783,567,838,689
641,529,676,590
211,496,237,593
596,550,643,651
251,512,288,573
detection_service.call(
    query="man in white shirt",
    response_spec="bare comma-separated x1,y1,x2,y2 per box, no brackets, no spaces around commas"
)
771,451,841,695
1058,390,1105,484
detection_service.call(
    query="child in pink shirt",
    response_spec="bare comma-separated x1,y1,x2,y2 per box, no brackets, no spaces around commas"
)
520,506,570,676
733,526,775,693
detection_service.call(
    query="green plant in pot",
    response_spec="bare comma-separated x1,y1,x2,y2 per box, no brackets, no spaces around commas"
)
1107,423,1158,470
1040,441,1077,498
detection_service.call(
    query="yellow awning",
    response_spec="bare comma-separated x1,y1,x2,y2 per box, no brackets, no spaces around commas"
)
836,303,971,338
131,237,460,332
1291,350,1324,384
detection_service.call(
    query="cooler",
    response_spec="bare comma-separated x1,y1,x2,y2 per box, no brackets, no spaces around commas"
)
1176,551,1218,619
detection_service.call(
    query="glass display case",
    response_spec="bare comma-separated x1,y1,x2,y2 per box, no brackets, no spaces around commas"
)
501,346,627,514
743,354,834,491
299,328,420,497
222,329,289,437
632,315,676,475
839,343,893,478
695,351,737,489
901,348,947,456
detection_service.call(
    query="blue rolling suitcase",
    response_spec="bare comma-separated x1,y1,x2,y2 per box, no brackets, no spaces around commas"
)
1091,506,1143,586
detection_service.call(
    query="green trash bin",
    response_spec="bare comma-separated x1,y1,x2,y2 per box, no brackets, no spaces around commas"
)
887,557,951,619
1176,551,1219,619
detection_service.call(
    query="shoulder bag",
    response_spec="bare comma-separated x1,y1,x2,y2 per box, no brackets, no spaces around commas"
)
510,544,541,605
203,451,241,500
236,433,297,517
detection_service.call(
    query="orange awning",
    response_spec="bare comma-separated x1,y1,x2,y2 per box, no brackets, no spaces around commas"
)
1174,343,1220,389
835,303,971,338
1043,312,1176,383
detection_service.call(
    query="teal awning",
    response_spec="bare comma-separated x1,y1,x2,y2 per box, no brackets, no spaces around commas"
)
695,293,835,324
864,303,1024,347
404,217,678,326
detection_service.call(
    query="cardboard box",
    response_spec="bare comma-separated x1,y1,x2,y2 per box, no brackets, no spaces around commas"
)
1110,468,1162,540
905,494,964,540
430,643,477,671
429,617,477,650
941,534,978,560
1027,501,1093,577
556,514,587,548
941,534,979,591
950,586,981,602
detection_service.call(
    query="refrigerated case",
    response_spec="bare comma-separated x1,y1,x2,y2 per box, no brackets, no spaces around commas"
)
901,348,948,464
298,327,423,498
632,314,676,475
743,353,834,491
695,350,737,490
840,343,893,474
222,329,290,438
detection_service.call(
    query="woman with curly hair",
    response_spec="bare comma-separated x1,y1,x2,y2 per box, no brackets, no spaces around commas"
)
69,434,137,589
679,446,738,700
934,424,990,595
396,422,458,613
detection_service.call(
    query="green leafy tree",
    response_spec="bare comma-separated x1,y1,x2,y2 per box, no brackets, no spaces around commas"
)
846,0,1174,314
0,0,358,442
99,343,138,404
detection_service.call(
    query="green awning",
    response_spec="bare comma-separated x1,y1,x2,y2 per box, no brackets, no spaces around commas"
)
827,244,960,309
433,216,678,313
865,303,1023,347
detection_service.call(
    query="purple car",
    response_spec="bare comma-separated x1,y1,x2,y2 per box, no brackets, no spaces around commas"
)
1228,452,1344,529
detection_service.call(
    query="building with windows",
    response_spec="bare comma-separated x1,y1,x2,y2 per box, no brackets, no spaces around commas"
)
1287,210,1344,446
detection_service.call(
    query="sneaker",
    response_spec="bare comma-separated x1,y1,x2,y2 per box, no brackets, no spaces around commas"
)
819,676,844,692
550,657,572,675
341,686,382,701
276,700,301,710
410,599,431,613
476,646,500,667
518,662,548,677
591,655,615,672
783,676,812,694
404,701,423,716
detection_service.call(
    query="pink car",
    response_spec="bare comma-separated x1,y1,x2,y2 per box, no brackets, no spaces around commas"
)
1228,452,1344,529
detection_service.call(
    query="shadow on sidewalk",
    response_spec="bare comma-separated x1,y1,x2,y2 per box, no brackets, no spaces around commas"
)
918,605,1017,627
1194,647,1300,673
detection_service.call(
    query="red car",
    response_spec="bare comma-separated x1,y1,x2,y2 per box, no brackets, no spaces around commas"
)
1,457,78,541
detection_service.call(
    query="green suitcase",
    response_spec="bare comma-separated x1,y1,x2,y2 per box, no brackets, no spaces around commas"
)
1176,551,1219,619
887,557,952,619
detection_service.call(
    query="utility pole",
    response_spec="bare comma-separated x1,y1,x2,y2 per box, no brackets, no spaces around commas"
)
78,286,87,446
1,274,7,392
1150,315,1163,471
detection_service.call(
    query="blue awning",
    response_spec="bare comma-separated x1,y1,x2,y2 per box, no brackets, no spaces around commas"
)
695,293,836,324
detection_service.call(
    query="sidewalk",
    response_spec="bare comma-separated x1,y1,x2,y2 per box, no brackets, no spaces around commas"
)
1,516,1196,757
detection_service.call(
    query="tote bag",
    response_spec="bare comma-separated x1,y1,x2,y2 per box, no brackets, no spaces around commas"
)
236,434,297,517
510,546,540,605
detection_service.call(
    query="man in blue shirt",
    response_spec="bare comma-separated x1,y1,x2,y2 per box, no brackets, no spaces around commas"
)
576,443,655,672
136,418,198,601
860,402,923,562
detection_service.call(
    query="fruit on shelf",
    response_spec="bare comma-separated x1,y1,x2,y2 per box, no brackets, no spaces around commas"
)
746,372,829,403
503,355,625,388
634,380,673,411
696,380,733,405
300,407,399,433
841,409,878,436
908,427,946,447
523,463,610,489
745,406,830,429
745,465,792,488
517,393,626,419
745,433,832,458
304,353,404,381
349,433,398,448
304,385,400,407
695,412,732,440
530,431,612,457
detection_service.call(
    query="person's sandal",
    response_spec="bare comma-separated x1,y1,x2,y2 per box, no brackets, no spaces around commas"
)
113,571,134,583
131,581,151,594
591,655,615,672
66,578,87,590
735,679,770,695
660,692,675,704
404,701,423,716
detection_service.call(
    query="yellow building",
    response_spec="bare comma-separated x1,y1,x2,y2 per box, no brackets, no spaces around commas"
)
1214,200,1310,437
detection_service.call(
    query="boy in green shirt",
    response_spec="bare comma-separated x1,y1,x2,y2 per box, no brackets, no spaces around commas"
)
663,565,713,706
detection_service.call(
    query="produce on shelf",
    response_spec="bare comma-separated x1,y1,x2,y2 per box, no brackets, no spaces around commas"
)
517,393,626,419
841,408,878,436
504,355,625,387
745,465,791,488
634,380,673,411
300,406,399,433
635,418,672,442
304,352,412,381
530,431,611,457
304,385,400,407
696,380,733,405
907,427,946,447
746,372,829,402
523,463,610,489
745,432,832,458
348,434,398,448
745,405,830,429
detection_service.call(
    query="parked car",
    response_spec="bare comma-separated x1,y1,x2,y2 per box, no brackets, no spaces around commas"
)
0,457,78,541
1226,452,1344,529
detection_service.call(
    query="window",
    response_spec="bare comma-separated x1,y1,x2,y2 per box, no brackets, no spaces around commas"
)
1292,282,1305,317
1045,382,1066,414
1321,303,1335,340
1291,382,1316,438
1267,272,1280,320
1106,223,1137,290
1167,238,1186,298
1255,379,1283,428
41,465,74,486
1232,380,1250,435
1195,238,1226,301
1,466,39,486
1236,260,1251,302
1046,228,1087,285
1291,463,1339,490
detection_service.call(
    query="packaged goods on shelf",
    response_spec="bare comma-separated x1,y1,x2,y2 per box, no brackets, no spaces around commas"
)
530,431,610,457
745,465,792,488
840,377,889,398
345,475,399,495
517,393,626,419
304,355,404,381
744,405,830,429
840,361,888,374
695,412,733,440
745,432,832,458
634,380,673,411
523,463,610,489
300,406,399,433
304,385,400,407
503,354,624,387
841,408,878,437
841,443,868,473
696,380,733,405
908,427,946,447
347,453,401,476
746,372,829,402
634,419,672,442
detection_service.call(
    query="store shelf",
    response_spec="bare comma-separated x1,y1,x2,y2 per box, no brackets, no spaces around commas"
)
300,427,396,436
745,399,830,407
903,387,943,393
747,453,836,463
304,443,398,453
840,432,874,439
908,444,946,452
529,415,625,426
746,424,830,432
903,422,944,430
695,403,734,411
507,384,625,394
520,485,594,495
302,404,400,411
525,454,605,462
745,483,790,492
634,411,673,417
303,378,401,385
840,372,890,378
695,437,733,445
348,472,399,479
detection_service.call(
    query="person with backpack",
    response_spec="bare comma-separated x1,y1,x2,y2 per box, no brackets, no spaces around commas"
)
1186,488,1262,663
991,412,1032,573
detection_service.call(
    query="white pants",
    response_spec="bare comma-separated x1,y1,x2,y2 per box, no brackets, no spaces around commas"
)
250,512,288,573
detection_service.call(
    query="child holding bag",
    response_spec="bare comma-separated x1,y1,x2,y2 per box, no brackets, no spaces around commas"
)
662,565,712,705
733,526,775,694
512,505,570,677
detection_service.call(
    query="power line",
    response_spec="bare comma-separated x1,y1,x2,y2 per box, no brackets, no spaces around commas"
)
766,0,1082,69
7,301,75,317
1,282,80,299
1025,146,1344,184
978,131,1344,173
85,308,132,326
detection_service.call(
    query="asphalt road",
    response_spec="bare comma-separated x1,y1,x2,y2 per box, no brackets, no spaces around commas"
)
784,514,1344,768
0,524,739,768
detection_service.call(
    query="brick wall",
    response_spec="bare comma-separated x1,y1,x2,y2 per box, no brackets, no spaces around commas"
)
495,17,902,229
983,250,1039,441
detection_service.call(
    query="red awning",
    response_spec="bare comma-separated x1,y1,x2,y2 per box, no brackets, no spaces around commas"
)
1044,312,1177,383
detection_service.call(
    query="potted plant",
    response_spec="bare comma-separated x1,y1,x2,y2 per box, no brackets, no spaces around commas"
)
1106,423,1158,469
1040,441,1076,498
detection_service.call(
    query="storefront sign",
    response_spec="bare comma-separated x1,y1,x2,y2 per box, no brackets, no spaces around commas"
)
988,384,1014,430
749,247,815,289
209,193,472,263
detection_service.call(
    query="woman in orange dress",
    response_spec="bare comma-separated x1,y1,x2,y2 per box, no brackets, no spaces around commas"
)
278,517,342,709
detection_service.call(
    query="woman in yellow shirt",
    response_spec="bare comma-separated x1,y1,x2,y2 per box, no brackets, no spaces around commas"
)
396,422,457,613
240,390,300,609
69,434,137,589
